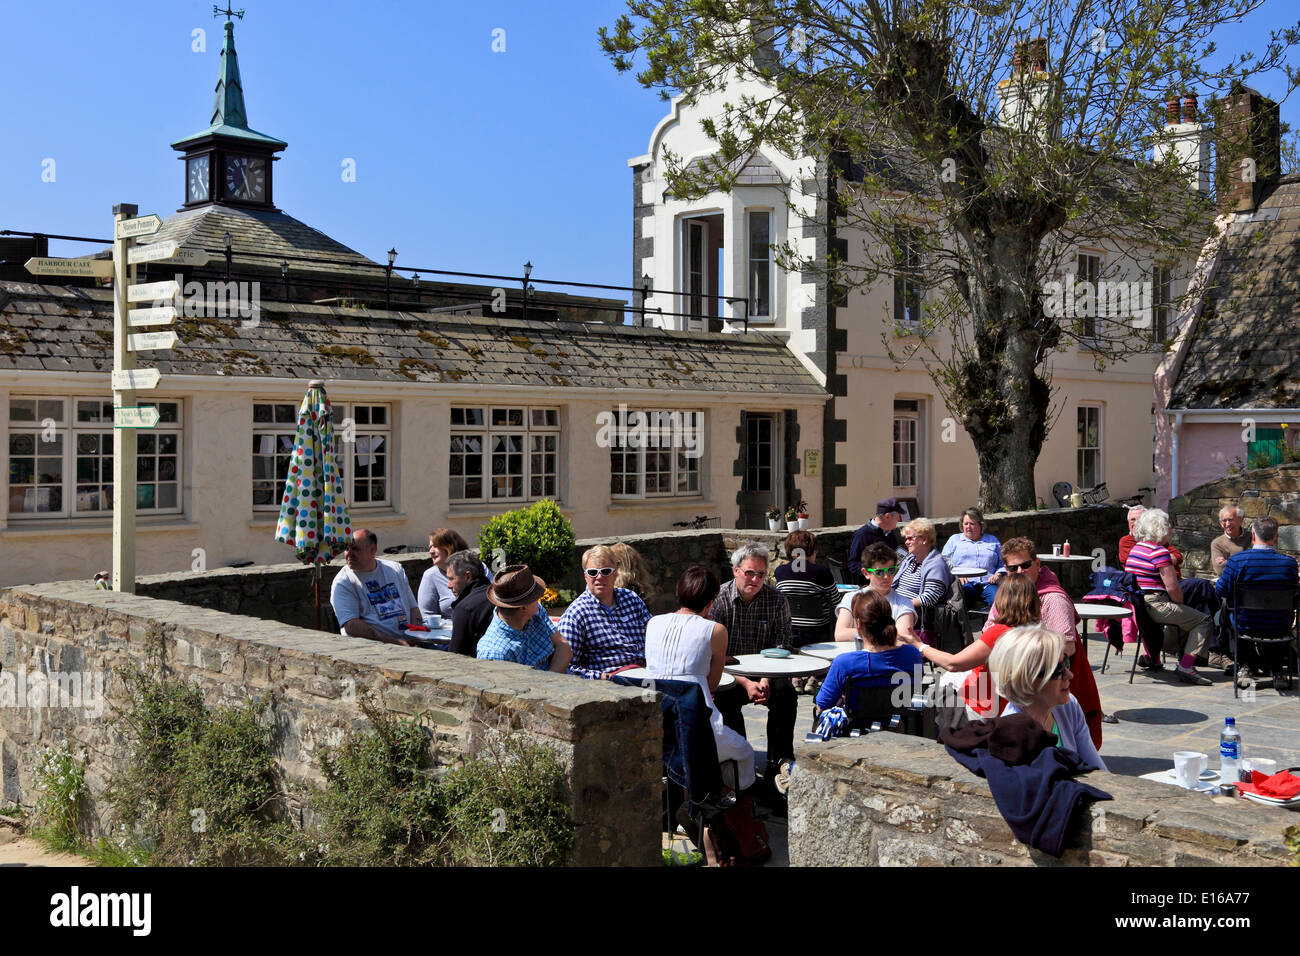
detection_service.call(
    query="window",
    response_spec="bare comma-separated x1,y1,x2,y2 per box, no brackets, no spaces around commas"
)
252,401,391,511
450,406,559,503
1152,265,1173,343
609,408,703,499
1247,427,1286,469
892,404,919,488
1077,405,1102,489
893,226,923,327
1076,253,1102,339
747,210,772,319
8,396,181,518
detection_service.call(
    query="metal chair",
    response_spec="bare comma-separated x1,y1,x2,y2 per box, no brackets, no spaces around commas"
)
1225,582,1300,697
778,586,837,646
1051,481,1073,507
825,556,847,586
844,680,926,737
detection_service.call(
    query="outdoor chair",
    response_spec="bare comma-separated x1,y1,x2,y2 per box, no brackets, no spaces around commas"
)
779,587,837,645
1051,481,1073,507
1225,582,1300,697
844,680,927,737
1090,571,1168,683
824,556,847,585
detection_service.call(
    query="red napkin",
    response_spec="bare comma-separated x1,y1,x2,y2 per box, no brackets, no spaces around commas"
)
1238,770,1300,799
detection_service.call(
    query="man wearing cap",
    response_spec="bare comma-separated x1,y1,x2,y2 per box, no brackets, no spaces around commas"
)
847,498,904,577
476,565,573,672
330,528,421,645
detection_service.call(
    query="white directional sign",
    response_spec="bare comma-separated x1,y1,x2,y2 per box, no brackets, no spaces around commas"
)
115,215,162,239
127,280,180,304
114,407,160,429
111,368,161,391
127,242,209,266
24,256,114,278
127,305,177,328
127,331,177,352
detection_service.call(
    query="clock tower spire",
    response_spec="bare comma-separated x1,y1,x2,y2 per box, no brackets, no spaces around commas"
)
171,9,287,210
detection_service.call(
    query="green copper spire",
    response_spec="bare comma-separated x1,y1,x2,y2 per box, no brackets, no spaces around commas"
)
171,14,287,151
212,20,249,130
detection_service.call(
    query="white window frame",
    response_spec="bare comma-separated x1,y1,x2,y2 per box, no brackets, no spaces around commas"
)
746,209,773,321
1152,264,1173,344
893,225,923,329
610,408,704,500
1076,251,1103,340
7,395,183,520
336,402,393,510
1077,404,1103,490
252,400,303,511
449,406,560,504
892,410,919,489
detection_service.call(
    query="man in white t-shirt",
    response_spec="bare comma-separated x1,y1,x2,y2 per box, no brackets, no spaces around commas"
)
833,541,917,642
330,528,421,645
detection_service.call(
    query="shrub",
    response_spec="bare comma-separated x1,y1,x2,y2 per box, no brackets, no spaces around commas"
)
477,498,576,585
32,742,88,852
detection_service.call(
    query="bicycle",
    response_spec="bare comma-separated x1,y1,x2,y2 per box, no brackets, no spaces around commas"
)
672,515,720,530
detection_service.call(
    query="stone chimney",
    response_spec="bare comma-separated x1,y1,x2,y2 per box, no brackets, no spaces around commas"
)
1214,81,1280,213
997,37,1055,137
1153,91,1211,195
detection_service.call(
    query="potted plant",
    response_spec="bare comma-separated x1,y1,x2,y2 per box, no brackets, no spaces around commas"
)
784,506,799,531
766,503,781,532
796,499,810,530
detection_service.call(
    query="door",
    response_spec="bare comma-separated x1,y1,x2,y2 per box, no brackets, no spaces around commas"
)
740,412,781,528
892,400,921,515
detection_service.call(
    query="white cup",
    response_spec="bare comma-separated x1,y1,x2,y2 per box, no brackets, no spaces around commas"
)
1173,750,1207,789
425,614,442,628
1248,758,1277,778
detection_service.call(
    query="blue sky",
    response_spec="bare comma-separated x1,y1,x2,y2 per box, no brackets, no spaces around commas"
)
2,1,1296,299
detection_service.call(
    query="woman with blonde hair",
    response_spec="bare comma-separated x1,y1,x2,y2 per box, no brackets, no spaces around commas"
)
988,625,1106,772
609,541,650,599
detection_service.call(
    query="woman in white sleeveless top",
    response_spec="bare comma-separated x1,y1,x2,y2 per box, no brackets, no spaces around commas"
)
645,566,756,791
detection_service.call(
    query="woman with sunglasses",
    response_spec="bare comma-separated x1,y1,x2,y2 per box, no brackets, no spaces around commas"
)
556,544,652,679
988,624,1107,772
833,542,917,642
909,574,1040,719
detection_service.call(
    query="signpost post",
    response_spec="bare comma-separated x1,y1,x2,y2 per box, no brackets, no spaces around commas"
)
112,204,139,593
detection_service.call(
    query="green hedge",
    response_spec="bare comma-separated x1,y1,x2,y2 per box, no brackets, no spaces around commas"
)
476,498,576,585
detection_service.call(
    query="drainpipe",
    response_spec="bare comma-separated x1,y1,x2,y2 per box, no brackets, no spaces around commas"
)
1171,411,1184,499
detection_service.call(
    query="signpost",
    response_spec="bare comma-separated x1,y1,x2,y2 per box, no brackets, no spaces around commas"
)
24,257,115,278
127,305,178,327
127,241,209,266
113,407,161,429
110,368,161,391
127,279,180,303
115,215,162,239
127,330,177,351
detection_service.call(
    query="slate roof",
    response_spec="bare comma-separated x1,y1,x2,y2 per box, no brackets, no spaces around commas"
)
1169,173,1300,409
0,281,827,396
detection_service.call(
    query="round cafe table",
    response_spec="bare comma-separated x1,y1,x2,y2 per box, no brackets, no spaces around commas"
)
836,583,858,593
951,565,989,579
724,654,830,680
617,666,735,689
799,642,858,661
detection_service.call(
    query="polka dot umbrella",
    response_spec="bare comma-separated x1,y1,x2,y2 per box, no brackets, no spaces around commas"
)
274,380,352,628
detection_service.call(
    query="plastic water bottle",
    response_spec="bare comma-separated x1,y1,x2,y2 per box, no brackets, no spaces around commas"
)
1062,539,1072,557
1219,717,1241,780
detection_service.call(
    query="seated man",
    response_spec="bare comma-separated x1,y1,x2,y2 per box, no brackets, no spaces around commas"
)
834,542,917,642
330,528,420,645
847,498,904,577
1117,505,1144,567
558,545,653,678
1214,515,1299,690
1211,504,1253,576
446,549,495,657
709,543,796,795
477,565,572,672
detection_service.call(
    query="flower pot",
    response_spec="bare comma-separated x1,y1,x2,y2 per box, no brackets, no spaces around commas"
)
797,517,809,530
767,519,780,531
786,520,799,531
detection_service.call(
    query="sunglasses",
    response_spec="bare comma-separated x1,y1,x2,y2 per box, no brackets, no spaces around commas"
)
584,567,616,578
865,566,899,575
1042,659,1070,682
737,569,766,579
1004,559,1036,572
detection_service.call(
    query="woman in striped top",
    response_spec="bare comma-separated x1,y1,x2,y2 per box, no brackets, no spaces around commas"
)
773,530,840,646
1124,508,1213,685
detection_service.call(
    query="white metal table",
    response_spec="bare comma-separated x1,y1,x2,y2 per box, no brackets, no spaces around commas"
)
724,654,831,679
617,666,735,689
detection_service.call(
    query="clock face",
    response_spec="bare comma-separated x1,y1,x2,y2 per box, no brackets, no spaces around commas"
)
187,155,210,202
224,155,266,202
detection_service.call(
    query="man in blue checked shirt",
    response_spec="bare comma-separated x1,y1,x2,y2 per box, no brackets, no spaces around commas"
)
477,565,573,672
559,545,653,679
1214,515,1299,690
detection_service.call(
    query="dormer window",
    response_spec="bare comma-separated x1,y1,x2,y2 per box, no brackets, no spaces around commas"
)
747,210,772,319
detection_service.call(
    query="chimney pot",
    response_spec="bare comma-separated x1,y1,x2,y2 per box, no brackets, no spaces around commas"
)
1012,42,1026,73
1182,94,1198,123
1030,37,1048,71
1166,100,1181,125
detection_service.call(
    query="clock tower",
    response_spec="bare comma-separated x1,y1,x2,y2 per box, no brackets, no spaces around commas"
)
171,12,286,211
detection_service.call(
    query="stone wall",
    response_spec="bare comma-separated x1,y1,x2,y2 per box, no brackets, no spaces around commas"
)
0,583,661,866
789,734,1294,866
1170,462,1300,576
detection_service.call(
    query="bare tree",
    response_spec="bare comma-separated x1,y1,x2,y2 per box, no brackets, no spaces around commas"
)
602,0,1298,508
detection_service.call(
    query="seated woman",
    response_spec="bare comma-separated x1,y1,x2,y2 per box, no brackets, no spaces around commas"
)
644,566,757,792
815,591,924,719
988,624,1107,772
941,507,1002,609
773,529,839,647
894,517,955,644
609,541,650,600
833,542,917,642
419,528,470,619
907,574,1039,720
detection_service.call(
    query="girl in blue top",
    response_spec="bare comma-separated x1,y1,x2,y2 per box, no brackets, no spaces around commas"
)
816,590,923,715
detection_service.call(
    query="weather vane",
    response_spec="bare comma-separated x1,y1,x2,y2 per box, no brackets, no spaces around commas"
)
213,3,245,21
